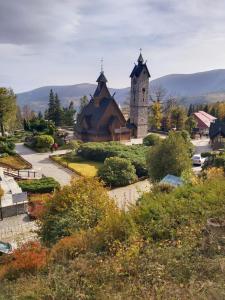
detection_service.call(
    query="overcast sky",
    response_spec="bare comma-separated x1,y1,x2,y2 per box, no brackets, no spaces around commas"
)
1,0,225,93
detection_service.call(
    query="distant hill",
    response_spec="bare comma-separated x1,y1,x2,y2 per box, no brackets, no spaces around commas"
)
16,69,225,111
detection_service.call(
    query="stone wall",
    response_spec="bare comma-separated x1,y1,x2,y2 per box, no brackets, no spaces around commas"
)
1,203,27,219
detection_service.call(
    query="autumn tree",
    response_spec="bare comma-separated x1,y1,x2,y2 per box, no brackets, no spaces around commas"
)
38,177,117,246
79,95,89,112
0,88,17,136
147,131,192,180
185,115,197,133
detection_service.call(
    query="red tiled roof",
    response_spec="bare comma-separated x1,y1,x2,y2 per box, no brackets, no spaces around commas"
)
193,111,216,128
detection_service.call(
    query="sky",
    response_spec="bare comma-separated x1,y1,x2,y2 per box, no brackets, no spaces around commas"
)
1,0,225,93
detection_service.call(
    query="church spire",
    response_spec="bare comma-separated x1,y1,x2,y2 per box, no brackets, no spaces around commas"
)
138,48,144,64
96,57,108,83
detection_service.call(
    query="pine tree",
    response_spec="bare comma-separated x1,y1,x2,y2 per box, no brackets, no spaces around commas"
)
38,111,43,120
48,89,55,122
54,93,62,126
187,104,193,116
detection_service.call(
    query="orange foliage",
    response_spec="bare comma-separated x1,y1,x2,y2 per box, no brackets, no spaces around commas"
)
0,241,48,280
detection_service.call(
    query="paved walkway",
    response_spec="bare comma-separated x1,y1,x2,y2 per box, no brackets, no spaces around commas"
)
109,179,151,210
0,214,37,249
16,143,75,185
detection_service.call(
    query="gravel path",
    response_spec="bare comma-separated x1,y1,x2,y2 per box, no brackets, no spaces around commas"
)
16,143,75,185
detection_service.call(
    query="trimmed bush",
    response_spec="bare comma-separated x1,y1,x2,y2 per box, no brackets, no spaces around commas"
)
18,177,60,193
78,142,148,177
143,134,161,146
36,135,54,149
98,157,137,187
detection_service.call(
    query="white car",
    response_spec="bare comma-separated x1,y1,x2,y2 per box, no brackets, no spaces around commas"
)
192,154,205,166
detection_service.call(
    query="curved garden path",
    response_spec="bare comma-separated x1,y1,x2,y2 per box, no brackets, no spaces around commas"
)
15,143,76,186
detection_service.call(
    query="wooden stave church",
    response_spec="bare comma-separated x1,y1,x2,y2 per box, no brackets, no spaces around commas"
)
75,53,150,142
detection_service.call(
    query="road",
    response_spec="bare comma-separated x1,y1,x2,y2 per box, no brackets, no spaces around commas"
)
191,138,212,173
16,143,75,185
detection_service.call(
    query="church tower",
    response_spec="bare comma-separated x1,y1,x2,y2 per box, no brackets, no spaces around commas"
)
129,51,150,138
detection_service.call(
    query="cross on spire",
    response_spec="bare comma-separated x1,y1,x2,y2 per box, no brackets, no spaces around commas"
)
101,57,104,73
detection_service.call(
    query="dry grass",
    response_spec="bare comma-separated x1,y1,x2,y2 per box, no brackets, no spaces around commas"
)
53,155,103,177
0,155,30,170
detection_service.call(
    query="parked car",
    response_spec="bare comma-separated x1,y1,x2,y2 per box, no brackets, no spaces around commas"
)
0,241,12,255
192,154,206,166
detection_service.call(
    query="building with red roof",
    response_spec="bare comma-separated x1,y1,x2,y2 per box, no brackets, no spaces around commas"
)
193,111,216,135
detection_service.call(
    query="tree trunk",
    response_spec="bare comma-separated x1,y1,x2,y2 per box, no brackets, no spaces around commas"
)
0,122,5,136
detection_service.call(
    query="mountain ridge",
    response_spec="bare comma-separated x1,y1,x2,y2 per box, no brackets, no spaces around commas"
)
16,69,225,111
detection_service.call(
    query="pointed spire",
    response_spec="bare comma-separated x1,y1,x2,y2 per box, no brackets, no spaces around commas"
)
96,57,108,83
96,72,107,83
138,48,144,64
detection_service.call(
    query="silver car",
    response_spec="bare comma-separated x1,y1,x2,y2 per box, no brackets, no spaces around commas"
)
192,154,205,166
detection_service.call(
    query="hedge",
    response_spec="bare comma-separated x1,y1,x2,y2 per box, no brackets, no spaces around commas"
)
18,177,60,193
78,142,148,177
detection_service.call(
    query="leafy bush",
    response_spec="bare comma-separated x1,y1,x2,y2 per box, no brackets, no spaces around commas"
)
143,134,161,146
203,152,225,171
18,177,60,193
78,142,148,177
98,157,137,187
147,131,192,180
0,242,47,280
0,138,15,155
38,178,117,246
36,135,54,149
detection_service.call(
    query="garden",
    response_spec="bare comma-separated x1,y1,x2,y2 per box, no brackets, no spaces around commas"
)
51,141,149,187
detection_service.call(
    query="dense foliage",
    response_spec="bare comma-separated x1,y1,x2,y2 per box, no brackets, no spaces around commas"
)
143,133,161,146
147,131,192,180
0,88,17,136
98,157,137,187
203,151,225,171
78,142,148,177
18,177,60,194
0,137,15,155
38,178,117,246
1,173,225,299
36,134,54,149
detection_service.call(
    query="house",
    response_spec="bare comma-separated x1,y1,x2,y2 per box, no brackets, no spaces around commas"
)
209,119,225,150
193,111,216,135
0,168,28,219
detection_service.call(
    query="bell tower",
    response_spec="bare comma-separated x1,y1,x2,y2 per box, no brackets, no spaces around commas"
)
130,50,150,138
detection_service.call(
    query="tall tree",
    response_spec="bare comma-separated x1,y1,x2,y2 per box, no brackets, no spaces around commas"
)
79,95,89,112
48,89,55,121
54,93,62,126
149,100,163,130
0,88,17,136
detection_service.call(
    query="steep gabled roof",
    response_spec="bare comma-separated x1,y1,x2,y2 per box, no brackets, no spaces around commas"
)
130,53,150,78
194,111,216,128
209,119,225,139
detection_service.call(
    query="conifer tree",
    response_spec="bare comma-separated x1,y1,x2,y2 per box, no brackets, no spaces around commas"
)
48,89,55,121
54,93,62,126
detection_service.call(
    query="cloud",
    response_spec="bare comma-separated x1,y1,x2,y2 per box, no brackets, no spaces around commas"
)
1,0,225,92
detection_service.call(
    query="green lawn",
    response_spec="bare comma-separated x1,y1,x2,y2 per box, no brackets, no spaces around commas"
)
53,155,103,177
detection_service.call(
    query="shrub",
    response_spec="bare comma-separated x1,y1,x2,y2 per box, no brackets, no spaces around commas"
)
98,157,137,187
0,242,48,280
38,177,117,246
18,177,60,193
143,134,161,146
0,139,15,155
36,135,54,149
147,131,192,180
78,142,148,177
